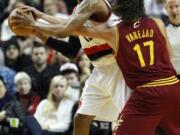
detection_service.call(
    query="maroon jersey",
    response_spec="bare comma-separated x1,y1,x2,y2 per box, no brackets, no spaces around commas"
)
116,17,176,89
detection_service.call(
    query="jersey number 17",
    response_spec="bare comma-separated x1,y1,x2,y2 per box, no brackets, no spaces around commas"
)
133,40,154,67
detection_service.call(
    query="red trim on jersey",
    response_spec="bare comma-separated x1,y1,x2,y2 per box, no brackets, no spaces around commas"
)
83,43,111,55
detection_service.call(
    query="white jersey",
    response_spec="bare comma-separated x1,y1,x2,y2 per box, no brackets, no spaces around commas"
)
74,0,120,68
166,23,180,73
79,13,120,68
75,1,131,122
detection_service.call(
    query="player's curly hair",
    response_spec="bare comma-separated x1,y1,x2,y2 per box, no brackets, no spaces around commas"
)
112,0,145,22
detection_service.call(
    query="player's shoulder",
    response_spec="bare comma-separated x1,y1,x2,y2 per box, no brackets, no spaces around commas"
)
151,17,165,27
80,0,101,7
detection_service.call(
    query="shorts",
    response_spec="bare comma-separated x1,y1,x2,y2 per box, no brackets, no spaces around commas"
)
77,61,131,122
114,81,180,135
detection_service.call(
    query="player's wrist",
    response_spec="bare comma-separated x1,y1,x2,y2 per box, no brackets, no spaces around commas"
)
35,11,43,19
32,21,38,28
38,12,44,18
34,29,49,43
32,28,37,35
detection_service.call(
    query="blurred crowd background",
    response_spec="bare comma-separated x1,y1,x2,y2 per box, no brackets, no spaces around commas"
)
0,0,169,135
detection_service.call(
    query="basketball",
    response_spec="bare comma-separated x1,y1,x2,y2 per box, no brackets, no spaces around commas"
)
8,8,34,36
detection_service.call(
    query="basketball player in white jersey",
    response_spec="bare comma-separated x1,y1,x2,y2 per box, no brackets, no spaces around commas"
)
166,0,180,76
10,1,132,135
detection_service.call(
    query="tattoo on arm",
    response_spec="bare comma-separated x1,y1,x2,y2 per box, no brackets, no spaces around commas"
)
40,13,68,24
54,0,100,37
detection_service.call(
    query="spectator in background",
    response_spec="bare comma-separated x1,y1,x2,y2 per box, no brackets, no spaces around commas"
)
17,36,36,56
43,0,58,15
0,47,16,94
14,72,40,115
3,36,32,72
76,53,92,85
63,0,78,14
39,0,68,19
34,75,74,135
23,42,58,99
31,0,41,8
166,0,180,77
60,63,80,102
0,75,26,135
0,0,16,25
47,36,81,66
51,52,71,70
144,0,168,22
57,0,68,14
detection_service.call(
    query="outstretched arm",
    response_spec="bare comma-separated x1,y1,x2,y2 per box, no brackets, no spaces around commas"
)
11,13,115,42
52,0,101,37
15,0,104,38
33,20,115,43
10,5,116,46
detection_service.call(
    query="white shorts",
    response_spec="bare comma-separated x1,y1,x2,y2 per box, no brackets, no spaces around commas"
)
77,61,132,122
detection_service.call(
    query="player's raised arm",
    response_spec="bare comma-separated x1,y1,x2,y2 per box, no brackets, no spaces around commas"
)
10,11,116,44
29,0,102,37
16,0,109,38
53,0,101,37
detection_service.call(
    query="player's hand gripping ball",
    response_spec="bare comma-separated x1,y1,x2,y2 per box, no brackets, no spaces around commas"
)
8,8,35,36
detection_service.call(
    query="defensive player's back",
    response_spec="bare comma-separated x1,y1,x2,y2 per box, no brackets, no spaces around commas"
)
116,17,176,89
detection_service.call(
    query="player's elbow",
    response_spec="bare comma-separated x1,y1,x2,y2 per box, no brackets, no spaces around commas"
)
89,0,100,9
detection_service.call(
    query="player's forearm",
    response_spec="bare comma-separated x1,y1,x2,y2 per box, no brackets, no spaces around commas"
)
40,12,68,24
34,29,49,43
33,21,70,38
33,23,93,39
33,21,113,41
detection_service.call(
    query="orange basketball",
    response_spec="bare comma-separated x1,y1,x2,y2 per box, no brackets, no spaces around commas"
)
8,8,34,36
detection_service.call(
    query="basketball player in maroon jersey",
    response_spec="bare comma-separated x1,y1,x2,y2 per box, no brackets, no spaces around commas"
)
111,0,180,134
